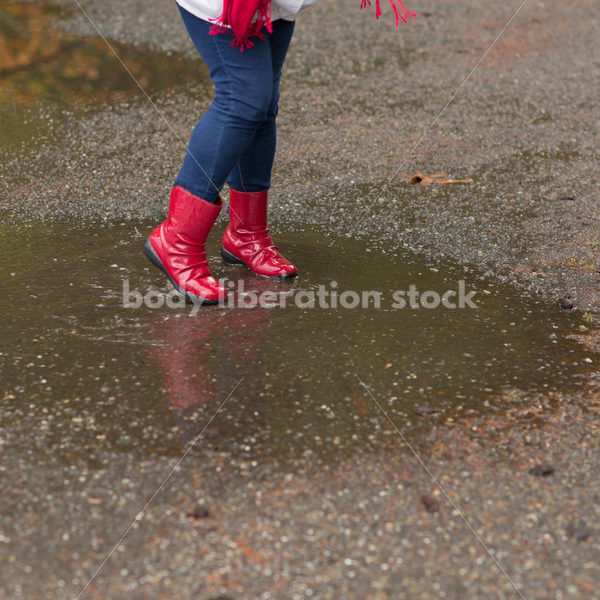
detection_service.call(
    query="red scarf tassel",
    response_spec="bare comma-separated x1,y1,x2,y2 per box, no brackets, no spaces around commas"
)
209,0,273,52
361,0,417,26
213,0,416,52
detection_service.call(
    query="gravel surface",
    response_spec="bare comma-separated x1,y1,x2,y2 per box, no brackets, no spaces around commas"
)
3,384,600,599
1,0,600,598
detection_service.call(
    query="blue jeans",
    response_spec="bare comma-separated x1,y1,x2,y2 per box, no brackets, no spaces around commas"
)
175,6,296,203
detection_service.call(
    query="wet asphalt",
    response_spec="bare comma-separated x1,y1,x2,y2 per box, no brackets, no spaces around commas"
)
1,0,600,598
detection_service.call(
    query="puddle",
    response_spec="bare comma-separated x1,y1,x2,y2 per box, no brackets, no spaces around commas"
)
0,221,595,468
0,1,210,148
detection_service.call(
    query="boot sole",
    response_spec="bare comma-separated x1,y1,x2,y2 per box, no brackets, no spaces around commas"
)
221,246,298,279
143,238,222,306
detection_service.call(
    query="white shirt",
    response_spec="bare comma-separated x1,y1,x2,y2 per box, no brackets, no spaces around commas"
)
176,0,315,24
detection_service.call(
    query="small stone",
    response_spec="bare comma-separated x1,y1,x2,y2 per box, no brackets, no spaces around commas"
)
420,494,440,513
566,520,591,542
559,294,574,310
187,506,209,520
414,404,438,416
529,465,555,477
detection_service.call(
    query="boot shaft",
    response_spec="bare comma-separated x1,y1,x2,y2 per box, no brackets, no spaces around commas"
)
166,185,223,242
228,189,268,232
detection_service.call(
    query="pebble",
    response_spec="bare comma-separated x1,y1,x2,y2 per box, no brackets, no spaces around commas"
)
529,465,555,477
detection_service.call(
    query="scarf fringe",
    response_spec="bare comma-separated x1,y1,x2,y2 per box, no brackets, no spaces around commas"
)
213,0,415,52
209,0,272,52
361,0,417,25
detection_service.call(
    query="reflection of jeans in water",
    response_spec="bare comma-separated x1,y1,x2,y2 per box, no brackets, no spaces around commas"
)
175,6,296,202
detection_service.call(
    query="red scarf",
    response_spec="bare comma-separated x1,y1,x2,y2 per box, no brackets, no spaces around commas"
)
210,0,416,51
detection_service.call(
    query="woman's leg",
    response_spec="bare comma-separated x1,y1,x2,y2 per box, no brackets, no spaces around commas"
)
144,8,281,304
219,20,298,279
226,19,296,192
174,6,276,202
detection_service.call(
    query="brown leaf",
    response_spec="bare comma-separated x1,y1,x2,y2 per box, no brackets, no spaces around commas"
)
510,264,536,275
409,172,433,185
437,179,472,184
409,172,471,185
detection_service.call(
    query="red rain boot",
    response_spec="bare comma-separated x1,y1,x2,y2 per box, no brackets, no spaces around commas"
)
221,189,297,278
143,186,227,305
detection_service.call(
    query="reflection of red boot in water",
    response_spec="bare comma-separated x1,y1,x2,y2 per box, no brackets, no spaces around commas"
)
150,307,270,448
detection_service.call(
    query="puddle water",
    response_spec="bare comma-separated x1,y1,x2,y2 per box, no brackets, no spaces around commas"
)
0,221,595,468
0,1,210,148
